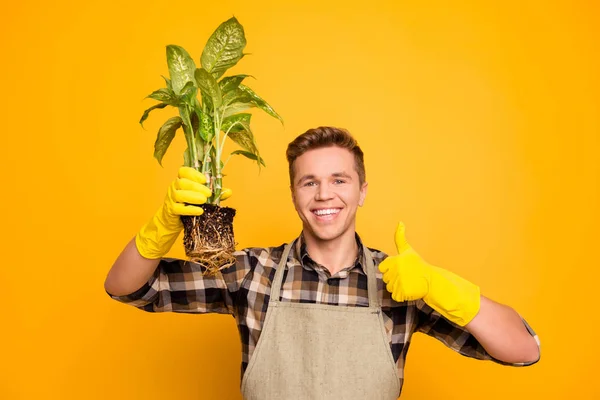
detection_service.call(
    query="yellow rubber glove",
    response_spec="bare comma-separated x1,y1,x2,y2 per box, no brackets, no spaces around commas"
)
378,222,481,326
135,167,232,259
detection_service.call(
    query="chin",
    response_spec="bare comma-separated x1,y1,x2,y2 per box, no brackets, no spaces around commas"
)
304,224,347,242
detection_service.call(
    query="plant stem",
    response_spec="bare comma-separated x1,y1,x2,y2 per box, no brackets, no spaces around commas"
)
220,120,239,151
211,146,221,206
180,106,199,170
209,106,224,205
222,154,232,169
202,142,212,174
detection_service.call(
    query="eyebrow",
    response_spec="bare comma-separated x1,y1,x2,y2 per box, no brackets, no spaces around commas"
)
296,172,353,185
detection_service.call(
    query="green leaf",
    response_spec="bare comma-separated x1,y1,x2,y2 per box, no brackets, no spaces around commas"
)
139,103,168,127
192,101,213,142
154,116,182,166
166,45,197,95
146,88,179,106
219,74,251,94
201,17,247,79
190,105,200,133
201,92,214,114
196,107,214,142
229,128,258,154
222,113,251,134
195,68,222,109
161,75,172,90
184,147,191,167
226,122,264,170
231,150,266,167
183,136,204,168
222,85,251,106
178,106,192,137
238,84,283,123
223,102,253,118
221,85,282,122
179,81,197,104
196,136,205,164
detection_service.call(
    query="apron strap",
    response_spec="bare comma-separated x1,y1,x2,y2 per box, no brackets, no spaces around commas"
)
269,240,380,309
363,246,380,308
269,241,295,304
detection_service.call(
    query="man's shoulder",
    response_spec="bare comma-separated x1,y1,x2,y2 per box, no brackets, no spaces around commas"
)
234,242,287,257
233,242,290,270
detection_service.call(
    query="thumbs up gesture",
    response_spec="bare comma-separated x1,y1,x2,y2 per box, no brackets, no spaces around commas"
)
378,222,432,302
378,223,481,327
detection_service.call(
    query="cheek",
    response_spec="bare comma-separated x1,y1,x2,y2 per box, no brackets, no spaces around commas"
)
339,189,361,206
292,190,310,209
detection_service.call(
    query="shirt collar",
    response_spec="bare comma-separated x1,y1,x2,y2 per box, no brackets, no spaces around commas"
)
293,232,367,276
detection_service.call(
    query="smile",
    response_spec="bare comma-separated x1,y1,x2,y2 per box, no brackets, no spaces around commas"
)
311,208,342,220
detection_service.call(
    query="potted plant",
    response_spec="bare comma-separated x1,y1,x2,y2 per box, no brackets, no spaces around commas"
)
140,17,283,274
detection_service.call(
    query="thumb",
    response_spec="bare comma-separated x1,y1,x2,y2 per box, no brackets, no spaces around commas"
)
220,188,233,201
394,222,411,254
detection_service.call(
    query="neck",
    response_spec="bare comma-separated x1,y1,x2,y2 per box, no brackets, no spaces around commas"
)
303,229,359,276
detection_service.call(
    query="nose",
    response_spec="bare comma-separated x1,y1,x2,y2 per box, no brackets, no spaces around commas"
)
315,182,334,201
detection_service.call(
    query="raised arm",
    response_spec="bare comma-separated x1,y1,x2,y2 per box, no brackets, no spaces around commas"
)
105,237,161,296
104,166,216,296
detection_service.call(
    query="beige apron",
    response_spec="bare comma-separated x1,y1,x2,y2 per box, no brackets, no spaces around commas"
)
241,241,401,399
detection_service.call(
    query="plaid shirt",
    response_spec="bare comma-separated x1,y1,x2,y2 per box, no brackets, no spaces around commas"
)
107,233,540,390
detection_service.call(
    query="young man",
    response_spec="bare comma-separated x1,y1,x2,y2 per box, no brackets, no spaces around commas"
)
105,127,540,399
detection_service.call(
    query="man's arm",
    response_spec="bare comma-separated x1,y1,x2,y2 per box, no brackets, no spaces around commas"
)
104,237,160,296
380,222,541,366
104,166,239,311
465,296,540,364
414,298,540,367
104,243,251,315
104,166,212,296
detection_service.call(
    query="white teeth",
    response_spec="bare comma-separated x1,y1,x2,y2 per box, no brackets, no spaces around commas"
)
313,208,340,216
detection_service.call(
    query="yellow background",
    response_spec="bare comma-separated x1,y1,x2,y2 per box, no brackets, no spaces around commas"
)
2,0,598,398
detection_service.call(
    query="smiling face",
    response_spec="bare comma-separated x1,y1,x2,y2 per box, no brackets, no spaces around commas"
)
291,146,368,244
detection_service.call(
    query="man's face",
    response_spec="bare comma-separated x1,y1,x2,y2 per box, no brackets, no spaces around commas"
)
291,146,368,243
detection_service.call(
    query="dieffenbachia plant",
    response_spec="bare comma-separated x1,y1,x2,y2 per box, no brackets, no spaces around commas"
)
140,17,282,205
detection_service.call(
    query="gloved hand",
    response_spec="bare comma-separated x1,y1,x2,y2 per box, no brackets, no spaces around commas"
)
378,222,481,326
135,166,232,259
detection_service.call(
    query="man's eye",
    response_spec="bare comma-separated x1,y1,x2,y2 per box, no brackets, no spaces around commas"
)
334,179,346,184
304,181,316,187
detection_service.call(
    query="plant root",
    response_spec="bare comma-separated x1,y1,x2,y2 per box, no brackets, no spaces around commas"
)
181,204,236,276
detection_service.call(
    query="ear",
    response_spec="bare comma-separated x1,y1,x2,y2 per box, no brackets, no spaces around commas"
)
358,182,368,207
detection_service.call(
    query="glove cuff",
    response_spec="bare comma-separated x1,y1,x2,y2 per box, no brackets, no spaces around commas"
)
424,266,481,326
135,206,182,259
